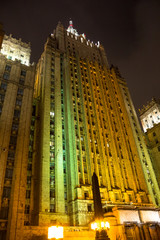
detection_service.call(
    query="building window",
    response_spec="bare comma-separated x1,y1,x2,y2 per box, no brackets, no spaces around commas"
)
19,78,25,85
21,70,26,77
17,88,23,96
5,65,11,72
27,176,31,184
16,99,22,106
3,187,11,198
10,136,17,145
25,205,30,214
50,190,55,198
84,192,89,199
26,190,31,199
1,82,7,90
50,204,55,212
153,132,156,136
5,168,13,179
115,192,119,200
88,204,92,212
14,109,20,117
128,194,132,201
27,163,32,170
3,72,9,80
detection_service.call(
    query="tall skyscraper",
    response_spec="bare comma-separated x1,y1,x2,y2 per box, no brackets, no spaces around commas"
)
0,34,35,240
0,21,160,240
31,21,160,227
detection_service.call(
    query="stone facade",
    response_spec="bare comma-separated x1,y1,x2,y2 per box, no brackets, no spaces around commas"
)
0,21,160,240
1,34,31,66
139,98,160,189
27,21,160,230
0,37,35,240
139,98,160,132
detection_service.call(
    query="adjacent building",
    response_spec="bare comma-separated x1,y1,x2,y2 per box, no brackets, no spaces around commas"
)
139,98,160,132
139,98,160,189
0,35,35,240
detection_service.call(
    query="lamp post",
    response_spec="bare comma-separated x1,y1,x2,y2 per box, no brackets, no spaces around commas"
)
48,226,64,239
92,172,110,240
91,221,110,240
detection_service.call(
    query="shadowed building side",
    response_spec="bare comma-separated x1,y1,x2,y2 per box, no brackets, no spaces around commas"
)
92,172,103,220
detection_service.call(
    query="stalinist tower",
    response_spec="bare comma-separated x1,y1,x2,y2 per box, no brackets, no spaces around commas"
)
31,20,160,226
0,21,160,240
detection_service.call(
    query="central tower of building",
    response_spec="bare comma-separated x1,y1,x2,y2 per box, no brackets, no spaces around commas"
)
30,21,160,227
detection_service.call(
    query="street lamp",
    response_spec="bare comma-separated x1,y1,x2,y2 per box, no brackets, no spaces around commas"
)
91,220,110,240
48,226,64,239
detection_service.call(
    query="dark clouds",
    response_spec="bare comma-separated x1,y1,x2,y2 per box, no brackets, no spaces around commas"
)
1,0,160,112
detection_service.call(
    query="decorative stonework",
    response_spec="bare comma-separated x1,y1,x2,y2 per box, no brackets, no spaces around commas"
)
1,34,31,66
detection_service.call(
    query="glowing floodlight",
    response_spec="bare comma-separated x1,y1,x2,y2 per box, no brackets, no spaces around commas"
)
105,221,110,229
91,222,98,230
48,226,63,239
91,221,110,231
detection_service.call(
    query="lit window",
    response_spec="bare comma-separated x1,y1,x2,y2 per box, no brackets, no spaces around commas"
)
50,112,54,116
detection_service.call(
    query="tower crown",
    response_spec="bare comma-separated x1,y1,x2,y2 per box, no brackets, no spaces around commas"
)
67,20,79,36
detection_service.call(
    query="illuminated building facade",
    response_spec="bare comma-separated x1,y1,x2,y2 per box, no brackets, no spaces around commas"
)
0,36,35,240
0,21,160,240
30,21,160,228
139,98,160,132
1,34,31,66
139,98,160,189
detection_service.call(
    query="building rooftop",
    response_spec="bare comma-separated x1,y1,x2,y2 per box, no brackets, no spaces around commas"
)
0,34,31,66
139,98,160,116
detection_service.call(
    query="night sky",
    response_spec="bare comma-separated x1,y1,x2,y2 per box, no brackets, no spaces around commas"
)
1,0,160,112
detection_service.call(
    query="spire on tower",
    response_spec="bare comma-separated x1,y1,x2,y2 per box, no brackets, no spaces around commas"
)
67,19,78,36
69,19,73,27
